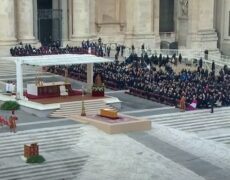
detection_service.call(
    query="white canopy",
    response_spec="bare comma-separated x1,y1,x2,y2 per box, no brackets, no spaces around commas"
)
1,54,113,100
2,54,113,66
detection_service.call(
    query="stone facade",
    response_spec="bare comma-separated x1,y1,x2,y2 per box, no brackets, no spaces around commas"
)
0,0,229,56
215,0,230,56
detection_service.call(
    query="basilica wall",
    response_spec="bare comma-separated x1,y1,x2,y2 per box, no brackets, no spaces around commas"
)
95,0,125,43
0,0,229,56
175,0,188,47
215,0,230,56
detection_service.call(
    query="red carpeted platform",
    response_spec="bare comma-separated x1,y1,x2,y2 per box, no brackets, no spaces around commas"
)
24,89,82,100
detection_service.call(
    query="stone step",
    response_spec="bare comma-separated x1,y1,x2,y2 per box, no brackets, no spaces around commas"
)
50,99,115,118
151,112,230,124
151,110,229,122
207,134,230,141
24,168,82,180
4,167,82,180
164,116,230,127
61,103,107,108
60,105,111,110
0,132,81,150
0,140,79,159
0,126,83,158
185,123,230,132
139,106,230,146
0,154,88,172
49,111,101,117
0,125,82,139
0,124,88,180
153,112,230,124
0,128,82,144
0,157,87,180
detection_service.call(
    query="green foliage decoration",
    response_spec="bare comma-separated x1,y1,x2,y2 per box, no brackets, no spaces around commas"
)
26,155,46,164
1,101,20,110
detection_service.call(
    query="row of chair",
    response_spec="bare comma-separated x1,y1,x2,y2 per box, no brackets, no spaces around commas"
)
127,88,178,106
50,68,122,90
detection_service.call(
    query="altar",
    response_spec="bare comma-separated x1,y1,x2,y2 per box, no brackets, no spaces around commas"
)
27,81,73,96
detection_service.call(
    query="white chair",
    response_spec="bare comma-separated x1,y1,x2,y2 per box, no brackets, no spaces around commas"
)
59,85,68,97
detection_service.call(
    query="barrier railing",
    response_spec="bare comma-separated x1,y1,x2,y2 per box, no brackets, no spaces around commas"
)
129,48,230,67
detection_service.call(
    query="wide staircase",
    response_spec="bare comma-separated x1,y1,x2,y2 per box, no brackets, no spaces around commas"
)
0,59,42,77
0,124,89,180
137,106,230,145
49,99,115,118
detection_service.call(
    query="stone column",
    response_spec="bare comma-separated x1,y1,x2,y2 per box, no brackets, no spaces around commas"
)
89,0,97,39
124,0,134,47
71,0,90,43
125,0,134,34
187,0,219,54
153,0,161,48
16,0,36,43
61,0,69,46
0,0,16,45
33,0,38,39
125,0,158,49
133,0,153,35
87,64,94,92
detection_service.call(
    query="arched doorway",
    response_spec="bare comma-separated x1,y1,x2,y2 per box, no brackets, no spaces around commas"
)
37,0,62,45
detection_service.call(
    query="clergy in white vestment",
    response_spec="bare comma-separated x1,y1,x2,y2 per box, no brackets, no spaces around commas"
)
5,81,10,93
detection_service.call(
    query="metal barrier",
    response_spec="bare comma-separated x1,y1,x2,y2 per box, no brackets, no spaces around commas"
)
130,48,230,68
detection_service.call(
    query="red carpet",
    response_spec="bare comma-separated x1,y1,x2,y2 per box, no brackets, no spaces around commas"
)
24,90,82,100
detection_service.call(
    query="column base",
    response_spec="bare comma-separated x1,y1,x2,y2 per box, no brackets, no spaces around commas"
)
61,39,70,47
125,33,161,49
97,34,125,45
17,37,38,44
0,38,17,46
187,29,219,54
70,35,91,45
0,39,17,56
69,34,99,46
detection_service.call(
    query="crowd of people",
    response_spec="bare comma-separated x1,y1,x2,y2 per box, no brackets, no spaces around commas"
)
48,51,230,109
9,39,230,110
9,39,107,57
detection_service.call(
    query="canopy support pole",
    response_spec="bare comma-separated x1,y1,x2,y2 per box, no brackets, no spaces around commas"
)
87,63,94,92
16,59,24,100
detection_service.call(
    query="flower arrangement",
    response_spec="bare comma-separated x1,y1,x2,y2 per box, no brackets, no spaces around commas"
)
92,83,105,97
92,84,105,92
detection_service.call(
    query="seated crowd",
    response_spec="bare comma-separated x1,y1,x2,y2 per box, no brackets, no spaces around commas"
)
10,39,105,57
48,52,230,109
9,39,230,109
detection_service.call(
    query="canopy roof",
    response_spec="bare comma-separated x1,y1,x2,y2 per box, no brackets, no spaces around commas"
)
2,54,113,66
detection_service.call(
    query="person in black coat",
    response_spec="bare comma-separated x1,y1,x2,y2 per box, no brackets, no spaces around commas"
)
179,54,182,64
199,58,203,69
209,94,215,113
212,61,215,72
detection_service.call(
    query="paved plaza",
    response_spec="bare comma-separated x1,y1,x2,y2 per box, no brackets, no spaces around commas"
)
0,75,230,180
